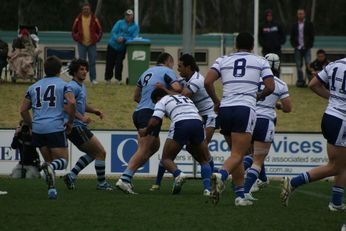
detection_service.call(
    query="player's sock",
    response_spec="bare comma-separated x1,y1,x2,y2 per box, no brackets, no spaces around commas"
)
290,172,311,188
172,169,182,178
50,158,67,170
244,165,261,193
234,185,245,198
95,160,106,184
331,186,344,206
155,161,166,186
70,154,94,178
243,155,253,171
120,168,134,183
208,157,217,172
258,163,268,182
219,169,229,182
200,163,212,191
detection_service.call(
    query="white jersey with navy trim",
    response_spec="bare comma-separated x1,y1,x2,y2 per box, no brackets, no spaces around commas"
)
256,76,289,121
185,72,215,116
152,95,201,124
317,58,346,120
211,52,273,110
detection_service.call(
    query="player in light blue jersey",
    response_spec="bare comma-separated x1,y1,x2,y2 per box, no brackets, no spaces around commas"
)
140,88,212,195
20,56,76,199
150,54,217,194
62,59,113,191
205,32,275,206
116,53,182,194
243,53,291,201
281,58,346,212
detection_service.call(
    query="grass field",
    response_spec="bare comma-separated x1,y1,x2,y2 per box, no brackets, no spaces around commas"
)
0,177,344,231
0,81,327,131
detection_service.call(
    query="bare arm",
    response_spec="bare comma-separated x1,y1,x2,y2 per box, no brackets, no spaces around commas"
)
277,96,292,113
134,86,142,103
139,117,161,137
308,76,330,99
64,92,76,134
204,69,220,112
257,77,275,101
86,104,104,119
20,98,32,127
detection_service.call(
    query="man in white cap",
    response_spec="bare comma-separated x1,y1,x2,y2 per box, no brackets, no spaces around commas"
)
105,9,139,85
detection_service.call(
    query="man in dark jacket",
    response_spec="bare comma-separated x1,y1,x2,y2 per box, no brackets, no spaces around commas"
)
72,3,102,85
290,9,314,87
259,9,286,57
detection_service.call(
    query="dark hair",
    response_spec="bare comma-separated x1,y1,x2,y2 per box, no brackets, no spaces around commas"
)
316,49,326,55
68,59,89,76
179,54,199,72
156,52,173,65
44,56,62,77
151,88,168,103
236,32,254,51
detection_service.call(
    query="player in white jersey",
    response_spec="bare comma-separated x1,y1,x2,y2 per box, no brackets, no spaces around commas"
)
140,88,212,195
149,54,217,193
205,32,275,206
281,58,346,211
243,53,291,201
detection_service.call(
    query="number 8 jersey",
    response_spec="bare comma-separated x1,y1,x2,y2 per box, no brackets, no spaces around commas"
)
25,77,72,134
317,58,346,120
211,52,273,110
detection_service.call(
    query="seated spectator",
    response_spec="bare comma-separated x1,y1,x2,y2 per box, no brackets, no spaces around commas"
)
10,120,40,179
307,49,329,81
0,37,8,81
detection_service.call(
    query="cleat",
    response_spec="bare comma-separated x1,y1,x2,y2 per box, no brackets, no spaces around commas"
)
172,172,187,195
0,191,8,195
203,189,211,197
41,162,55,189
48,188,57,200
63,173,75,190
328,202,346,212
210,173,224,205
235,197,253,206
116,179,137,194
280,177,294,207
251,179,269,193
149,184,160,191
244,193,258,201
96,182,114,191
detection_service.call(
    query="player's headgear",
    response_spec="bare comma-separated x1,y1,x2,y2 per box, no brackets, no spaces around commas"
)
265,53,280,71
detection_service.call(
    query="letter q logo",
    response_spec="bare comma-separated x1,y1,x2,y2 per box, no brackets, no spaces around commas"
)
111,134,149,173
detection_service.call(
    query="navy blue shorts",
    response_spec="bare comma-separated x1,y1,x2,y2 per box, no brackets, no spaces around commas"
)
168,119,205,146
219,106,256,135
32,131,68,148
67,126,94,146
252,118,275,142
133,108,162,137
321,113,346,146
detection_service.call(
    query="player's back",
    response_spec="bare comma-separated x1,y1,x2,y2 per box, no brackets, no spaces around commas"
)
212,52,273,109
26,77,68,134
155,95,201,123
136,66,177,111
256,76,289,120
67,80,87,126
318,58,346,120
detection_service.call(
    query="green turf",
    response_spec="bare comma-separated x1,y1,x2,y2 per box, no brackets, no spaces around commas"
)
0,178,344,231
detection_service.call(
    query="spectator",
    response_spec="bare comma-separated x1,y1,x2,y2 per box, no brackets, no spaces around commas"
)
258,9,286,57
290,9,314,87
72,3,102,85
0,37,8,82
307,49,329,81
105,9,139,85
10,120,40,179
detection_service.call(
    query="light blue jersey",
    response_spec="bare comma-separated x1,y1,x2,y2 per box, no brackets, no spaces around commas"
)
67,80,87,127
25,77,72,134
136,65,177,111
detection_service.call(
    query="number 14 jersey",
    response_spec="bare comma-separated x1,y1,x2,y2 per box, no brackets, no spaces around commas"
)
211,52,273,110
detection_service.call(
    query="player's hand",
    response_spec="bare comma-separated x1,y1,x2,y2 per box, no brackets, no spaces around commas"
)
275,102,283,110
256,92,265,101
95,110,104,119
213,101,220,113
81,116,92,124
65,122,73,135
155,82,164,89
138,128,147,137
116,37,125,43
